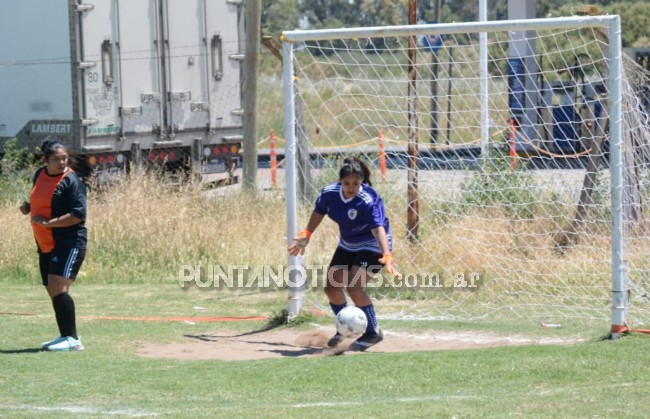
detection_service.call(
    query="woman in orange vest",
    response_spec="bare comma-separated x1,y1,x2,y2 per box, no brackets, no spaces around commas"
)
20,138,88,351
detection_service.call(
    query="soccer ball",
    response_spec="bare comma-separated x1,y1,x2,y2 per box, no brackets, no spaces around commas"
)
336,306,368,338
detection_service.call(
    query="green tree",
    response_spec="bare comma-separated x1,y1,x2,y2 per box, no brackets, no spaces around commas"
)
360,0,407,27
299,0,359,28
536,0,570,17
261,0,649,48
550,1,649,48
261,0,301,37
605,2,650,47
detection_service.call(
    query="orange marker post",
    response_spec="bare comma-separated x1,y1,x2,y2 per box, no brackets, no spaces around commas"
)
508,118,517,171
270,129,278,188
378,130,387,182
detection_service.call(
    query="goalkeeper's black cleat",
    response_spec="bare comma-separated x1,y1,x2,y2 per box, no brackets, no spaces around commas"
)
327,332,345,348
350,328,384,352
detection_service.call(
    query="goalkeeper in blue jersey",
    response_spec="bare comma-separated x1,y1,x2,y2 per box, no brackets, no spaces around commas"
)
289,157,400,351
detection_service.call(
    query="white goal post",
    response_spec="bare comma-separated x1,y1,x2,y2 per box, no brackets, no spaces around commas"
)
281,16,648,338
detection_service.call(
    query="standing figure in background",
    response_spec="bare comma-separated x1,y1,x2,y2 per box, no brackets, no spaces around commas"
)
20,138,88,351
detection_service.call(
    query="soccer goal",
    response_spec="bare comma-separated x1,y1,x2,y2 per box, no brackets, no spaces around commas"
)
282,16,650,337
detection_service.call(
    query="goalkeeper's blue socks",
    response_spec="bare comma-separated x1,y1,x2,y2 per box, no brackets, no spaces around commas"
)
329,301,347,316
358,304,379,336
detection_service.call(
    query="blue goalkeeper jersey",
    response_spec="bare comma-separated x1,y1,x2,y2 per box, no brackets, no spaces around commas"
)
314,182,392,254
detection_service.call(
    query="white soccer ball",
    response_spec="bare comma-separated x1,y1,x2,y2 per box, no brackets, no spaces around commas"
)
336,306,368,338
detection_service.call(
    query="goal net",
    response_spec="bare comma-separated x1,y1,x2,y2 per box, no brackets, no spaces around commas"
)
281,16,650,332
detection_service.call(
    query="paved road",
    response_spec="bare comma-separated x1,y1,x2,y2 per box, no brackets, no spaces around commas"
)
205,168,594,202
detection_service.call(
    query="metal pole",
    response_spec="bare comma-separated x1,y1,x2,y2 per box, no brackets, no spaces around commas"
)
69,0,83,150
446,47,453,145
282,17,614,43
429,0,441,143
242,0,261,193
130,142,142,175
479,0,489,154
407,0,419,241
283,40,304,318
431,0,440,19
608,16,627,339
269,129,278,188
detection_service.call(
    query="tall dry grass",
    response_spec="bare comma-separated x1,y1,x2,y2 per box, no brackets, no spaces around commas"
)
0,198,36,282
3,168,649,320
88,174,297,283
1,173,292,284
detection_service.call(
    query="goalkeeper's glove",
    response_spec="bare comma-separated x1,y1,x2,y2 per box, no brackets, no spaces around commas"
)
288,230,312,256
379,252,401,279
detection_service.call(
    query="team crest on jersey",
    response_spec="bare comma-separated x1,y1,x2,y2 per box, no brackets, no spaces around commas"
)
347,209,358,220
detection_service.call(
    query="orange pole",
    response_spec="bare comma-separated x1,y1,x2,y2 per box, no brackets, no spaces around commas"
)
270,129,278,188
508,118,517,171
378,130,387,182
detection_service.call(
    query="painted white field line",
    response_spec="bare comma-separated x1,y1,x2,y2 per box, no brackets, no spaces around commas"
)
533,381,635,396
0,404,158,417
292,394,479,408
290,382,638,410
381,329,585,345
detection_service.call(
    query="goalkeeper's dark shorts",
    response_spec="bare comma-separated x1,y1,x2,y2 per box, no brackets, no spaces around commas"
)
328,246,385,276
39,247,86,285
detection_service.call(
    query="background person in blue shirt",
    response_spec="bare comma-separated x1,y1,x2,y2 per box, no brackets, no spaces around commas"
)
289,157,399,351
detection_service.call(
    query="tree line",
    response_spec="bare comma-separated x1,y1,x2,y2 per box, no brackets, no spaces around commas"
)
262,0,649,48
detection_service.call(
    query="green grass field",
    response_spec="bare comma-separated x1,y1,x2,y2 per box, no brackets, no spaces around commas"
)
2,162,650,417
1,283,649,418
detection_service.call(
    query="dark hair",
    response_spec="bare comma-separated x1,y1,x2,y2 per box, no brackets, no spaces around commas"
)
40,138,67,159
339,157,372,187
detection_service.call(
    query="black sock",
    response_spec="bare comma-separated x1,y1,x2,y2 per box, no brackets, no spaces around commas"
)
52,293,78,340
51,297,65,337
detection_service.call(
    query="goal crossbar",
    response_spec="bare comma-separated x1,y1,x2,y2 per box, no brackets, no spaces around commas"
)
281,16,614,42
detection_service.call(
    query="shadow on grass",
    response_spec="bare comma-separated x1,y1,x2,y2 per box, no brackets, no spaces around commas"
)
183,324,279,341
0,348,45,354
264,347,325,357
235,339,326,357
182,334,343,358
183,310,288,341
180,309,338,358
263,346,348,357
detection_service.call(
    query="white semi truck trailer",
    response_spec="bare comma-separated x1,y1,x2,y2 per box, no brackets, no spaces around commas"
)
0,0,244,182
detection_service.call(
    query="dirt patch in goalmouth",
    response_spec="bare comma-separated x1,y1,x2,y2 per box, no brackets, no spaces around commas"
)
137,327,583,361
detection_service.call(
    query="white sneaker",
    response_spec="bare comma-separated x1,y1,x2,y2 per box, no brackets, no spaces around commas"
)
41,336,65,349
46,336,84,352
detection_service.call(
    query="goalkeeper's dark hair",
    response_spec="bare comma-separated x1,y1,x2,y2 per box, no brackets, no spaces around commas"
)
339,157,372,187
40,137,67,159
